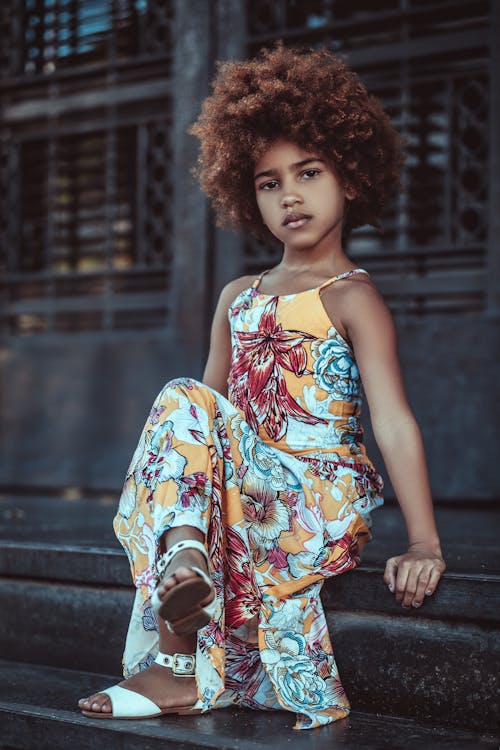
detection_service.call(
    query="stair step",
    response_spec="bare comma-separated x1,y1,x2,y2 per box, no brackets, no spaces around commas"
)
329,610,500,732
1,495,499,735
1,571,498,731
1,493,499,572
1,661,498,750
1,538,499,624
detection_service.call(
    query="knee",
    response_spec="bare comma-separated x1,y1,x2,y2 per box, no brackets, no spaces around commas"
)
165,376,200,393
157,377,216,412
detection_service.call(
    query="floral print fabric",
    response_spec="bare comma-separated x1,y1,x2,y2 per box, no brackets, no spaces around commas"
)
114,268,384,729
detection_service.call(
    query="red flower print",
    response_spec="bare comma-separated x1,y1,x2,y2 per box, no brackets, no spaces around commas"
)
177,471,209,509
228,297,326,441
319,531,365,576
224,526,261,628
267,543,288,570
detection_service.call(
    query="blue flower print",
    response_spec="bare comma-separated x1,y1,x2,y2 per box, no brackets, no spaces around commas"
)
260,631,327,711
148,420,187,484
311,337,360,402
138,652,155,671
231,415,289,490
142,605,158,632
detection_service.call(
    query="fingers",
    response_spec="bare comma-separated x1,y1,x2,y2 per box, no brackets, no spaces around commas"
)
383,556,400,593
400,564,419,608
423,559,446,597
412,565,433,606
384,555,446,609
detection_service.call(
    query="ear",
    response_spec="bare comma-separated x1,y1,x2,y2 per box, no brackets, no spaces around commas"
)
345,185,357,201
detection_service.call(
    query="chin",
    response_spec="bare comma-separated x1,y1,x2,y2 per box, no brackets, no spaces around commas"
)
287,236,321,251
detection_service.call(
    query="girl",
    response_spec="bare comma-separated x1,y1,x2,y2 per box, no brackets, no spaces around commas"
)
78,44,446,730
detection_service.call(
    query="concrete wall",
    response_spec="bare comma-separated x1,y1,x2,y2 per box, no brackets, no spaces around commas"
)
364,315,500,500
0,314,498,499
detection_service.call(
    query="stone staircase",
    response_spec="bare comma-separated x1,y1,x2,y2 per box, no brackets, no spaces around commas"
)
0,492,499,750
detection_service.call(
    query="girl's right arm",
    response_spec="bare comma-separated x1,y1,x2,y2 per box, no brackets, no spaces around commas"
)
202,276,254,396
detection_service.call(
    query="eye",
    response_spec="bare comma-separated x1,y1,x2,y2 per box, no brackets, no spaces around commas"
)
258,179,279,191
302,168,320,179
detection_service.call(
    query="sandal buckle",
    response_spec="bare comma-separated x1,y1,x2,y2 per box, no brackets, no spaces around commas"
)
172,653,195,676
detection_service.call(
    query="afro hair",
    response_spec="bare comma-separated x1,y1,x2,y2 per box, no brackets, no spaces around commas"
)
190,43,404,242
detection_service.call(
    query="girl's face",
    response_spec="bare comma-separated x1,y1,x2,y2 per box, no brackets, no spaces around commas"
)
253,139,353,252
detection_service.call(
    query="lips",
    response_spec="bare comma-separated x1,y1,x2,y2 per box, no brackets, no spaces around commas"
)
282,212,311,228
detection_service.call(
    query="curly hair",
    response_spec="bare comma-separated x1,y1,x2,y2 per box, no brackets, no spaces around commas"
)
190,43,404,241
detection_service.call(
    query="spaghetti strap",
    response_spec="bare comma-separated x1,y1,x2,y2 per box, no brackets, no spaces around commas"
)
252,269,270,290
318,267,369,292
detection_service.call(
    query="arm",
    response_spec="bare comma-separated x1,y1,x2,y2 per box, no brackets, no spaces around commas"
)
324,280,445,608
202,276,254,395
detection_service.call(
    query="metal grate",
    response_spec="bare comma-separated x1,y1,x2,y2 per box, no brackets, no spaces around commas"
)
1,120,173,335
0,0,173,78
0,0,174,335
245,0,491,315
19,128,136,273
247,0,489,48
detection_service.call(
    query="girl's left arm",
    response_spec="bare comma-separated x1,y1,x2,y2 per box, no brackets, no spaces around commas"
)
340,281,446,608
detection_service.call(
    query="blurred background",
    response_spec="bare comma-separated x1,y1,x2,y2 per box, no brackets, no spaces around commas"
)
0,0,498,503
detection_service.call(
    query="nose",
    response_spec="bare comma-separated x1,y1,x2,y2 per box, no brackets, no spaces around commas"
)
281,191,303,208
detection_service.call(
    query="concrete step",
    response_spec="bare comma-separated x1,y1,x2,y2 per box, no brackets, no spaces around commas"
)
1,538,499,624
1,660,498,750
0,543,499,732
1,492,499,572
1,494,499,735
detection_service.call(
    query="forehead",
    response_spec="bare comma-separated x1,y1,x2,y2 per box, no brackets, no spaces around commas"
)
253,139,323,174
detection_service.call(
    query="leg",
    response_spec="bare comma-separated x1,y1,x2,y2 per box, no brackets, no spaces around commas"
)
83,380,236,717
153,525,216,633
78,524,213,715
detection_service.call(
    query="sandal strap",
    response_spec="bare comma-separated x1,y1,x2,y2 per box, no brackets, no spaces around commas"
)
154,650,196,676
157,539,209,577
100,684,162,717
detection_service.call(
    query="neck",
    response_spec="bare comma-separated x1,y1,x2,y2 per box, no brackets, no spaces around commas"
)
279,246,351,277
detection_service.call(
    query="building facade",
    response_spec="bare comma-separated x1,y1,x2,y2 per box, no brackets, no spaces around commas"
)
0,0,498,498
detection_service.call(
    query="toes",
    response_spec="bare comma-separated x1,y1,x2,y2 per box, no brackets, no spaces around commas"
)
160,566,200,592
79,693,111,713
78,694,97,708
170,566,199,582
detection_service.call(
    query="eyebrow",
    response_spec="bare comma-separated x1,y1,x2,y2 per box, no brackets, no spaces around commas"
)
253,157,325,181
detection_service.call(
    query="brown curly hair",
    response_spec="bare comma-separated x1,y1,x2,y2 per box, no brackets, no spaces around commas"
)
190,43,404,241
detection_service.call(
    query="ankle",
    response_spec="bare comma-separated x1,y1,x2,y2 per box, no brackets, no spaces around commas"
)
157,612,197,653
161,525,204,553
157,539,209,579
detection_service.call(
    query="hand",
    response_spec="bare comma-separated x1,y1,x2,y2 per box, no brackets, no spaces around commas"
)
383,543,446,609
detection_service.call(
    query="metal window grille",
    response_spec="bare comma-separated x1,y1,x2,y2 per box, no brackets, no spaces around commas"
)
244,0,492,315
0,0,174,335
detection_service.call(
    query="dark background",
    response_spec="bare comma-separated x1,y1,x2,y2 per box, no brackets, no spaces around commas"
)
0,0,499,504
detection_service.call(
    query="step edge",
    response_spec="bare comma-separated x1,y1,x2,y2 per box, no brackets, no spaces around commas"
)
1,541,499,583
1,697,499,747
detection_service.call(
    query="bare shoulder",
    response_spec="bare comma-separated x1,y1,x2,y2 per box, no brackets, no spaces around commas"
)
216,274,256,309
321,272,394,342
337,272,386,307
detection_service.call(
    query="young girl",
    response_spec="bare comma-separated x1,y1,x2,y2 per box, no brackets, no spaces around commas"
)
79,44,446,730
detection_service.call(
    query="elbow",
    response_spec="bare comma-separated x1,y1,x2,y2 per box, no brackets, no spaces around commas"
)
372,411,421,452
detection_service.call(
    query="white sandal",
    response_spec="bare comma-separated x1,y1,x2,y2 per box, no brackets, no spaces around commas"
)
81,651,202,719
151,539,217,634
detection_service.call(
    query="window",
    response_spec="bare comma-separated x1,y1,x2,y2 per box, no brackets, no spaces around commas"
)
0,0,174,334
